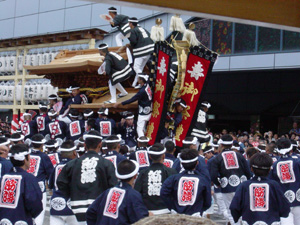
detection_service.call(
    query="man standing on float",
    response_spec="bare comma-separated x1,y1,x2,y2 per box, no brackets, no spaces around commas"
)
98,43,134,104
114,74,152,137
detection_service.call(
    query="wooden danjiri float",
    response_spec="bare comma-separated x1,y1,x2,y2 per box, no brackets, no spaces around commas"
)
25,21,218,147
24,46,139,112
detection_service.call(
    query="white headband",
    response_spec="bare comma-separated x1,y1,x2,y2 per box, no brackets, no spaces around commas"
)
128,19,139,23
39,104,48,109
83,134,103,140
23,113,31,117
45,143,59,148
182,137,197,145
48,111,58,116
277,145,293,155
58,146,77,152
108,9,117,12
210,143,219,147
125,115,134,119
10,135,25,142
137,137,149,143
98,108,109,115
180,156,198,164
148,147,166,155
138,74,148,81
98,44,109,50
69,87,80,90
232,146,240,151
202,103,211,108
9,150,31,161
69,114,78,118
48,96,57,100
84,111,94,117
78,139,85,144
77,147,85,152
204,147,214,154
0,140,10,147
31,139,46,144
115,160,139,179
105,136,122,143
180,102,187,108
218,139,233,145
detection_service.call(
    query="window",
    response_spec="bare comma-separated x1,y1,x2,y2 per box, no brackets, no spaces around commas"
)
194,19,211,49
234,23,256,53
283,31,300,51
258,27,280,52
212,20,232,55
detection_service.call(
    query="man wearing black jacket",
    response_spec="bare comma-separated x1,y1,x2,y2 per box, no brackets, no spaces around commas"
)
57,130,117,224
108,7,130,46
128,17,154,88
114,74,152,137
98,43,134,104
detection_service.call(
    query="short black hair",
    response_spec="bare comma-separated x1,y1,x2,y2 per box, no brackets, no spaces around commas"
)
180,149,198,171
61,140,74,149
69,108,79,117
276,138,291,154
165,141,175,153
0,137,9,145
117,159,136,182
60,140,75,158
250,153,273,177
108,7,117,15
137,136,148,147
85,130,102,150
87,118,96,129
10,144,30,167
119,145,129,155
149,143,165,161
182,136,196,149
99,47,108,54
246,147,258,159
11,133,23,144
31,134,45,149
84,109,93,117
129,17,138,27
40,107,47,113
221,134,233,148
106,135,120,151
45,139,58,153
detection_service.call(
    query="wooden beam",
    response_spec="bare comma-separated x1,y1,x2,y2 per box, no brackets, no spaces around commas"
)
93,0,300,32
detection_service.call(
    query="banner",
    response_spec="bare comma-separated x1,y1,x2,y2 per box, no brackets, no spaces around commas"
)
147,43,175,145
175,46,218,146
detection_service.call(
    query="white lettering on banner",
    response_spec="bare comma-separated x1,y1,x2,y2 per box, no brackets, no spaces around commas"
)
187,61,204,80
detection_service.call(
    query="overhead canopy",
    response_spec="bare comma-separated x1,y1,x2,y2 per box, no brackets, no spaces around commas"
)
88,0,300,32
0,28,107,49
24,47,127,76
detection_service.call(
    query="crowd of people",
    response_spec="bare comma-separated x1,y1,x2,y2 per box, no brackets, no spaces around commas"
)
1,124,300,224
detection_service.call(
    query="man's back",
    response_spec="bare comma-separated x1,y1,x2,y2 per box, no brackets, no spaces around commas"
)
57,150,117,221
210,149,251,193
134,163,177,213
